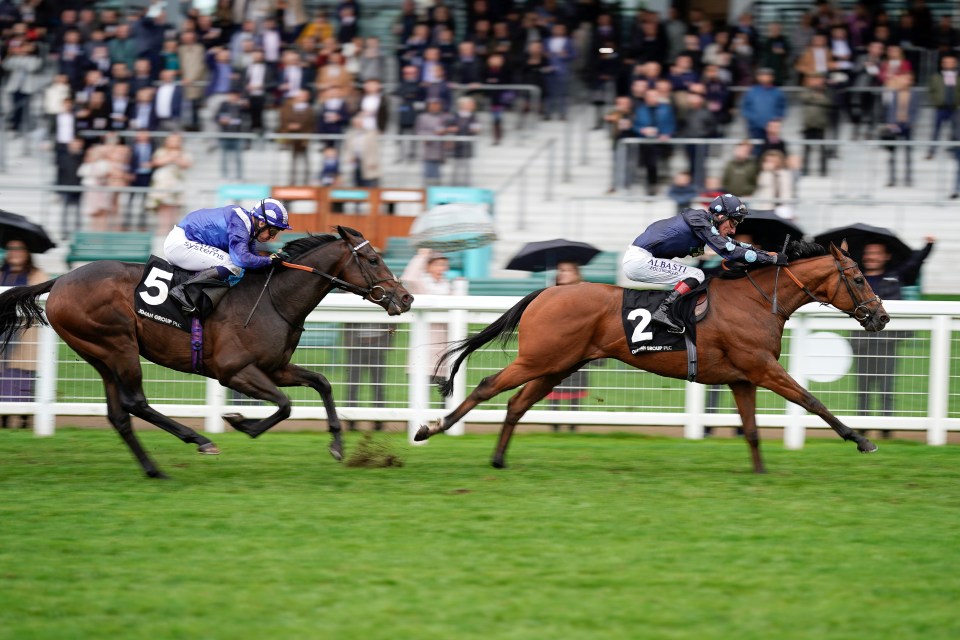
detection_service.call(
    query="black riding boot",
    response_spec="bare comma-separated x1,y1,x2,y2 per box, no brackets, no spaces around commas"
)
652,290,684,333
169,267,226,314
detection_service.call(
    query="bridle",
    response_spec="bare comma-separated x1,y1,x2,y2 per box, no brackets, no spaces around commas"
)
279,237,397,303
745,255,882,324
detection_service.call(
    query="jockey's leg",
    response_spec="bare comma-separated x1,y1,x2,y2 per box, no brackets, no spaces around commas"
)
169,266,231,314
652,276,702,333
163,226,240,314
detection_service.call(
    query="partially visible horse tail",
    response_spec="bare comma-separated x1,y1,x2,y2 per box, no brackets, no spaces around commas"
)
435,288,547,398
0,279,57,353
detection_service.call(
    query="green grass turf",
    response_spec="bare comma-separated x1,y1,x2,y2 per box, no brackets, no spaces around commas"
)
1,430,958,640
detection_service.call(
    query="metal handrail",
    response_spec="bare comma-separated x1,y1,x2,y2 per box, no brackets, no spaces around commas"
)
493,137,557,231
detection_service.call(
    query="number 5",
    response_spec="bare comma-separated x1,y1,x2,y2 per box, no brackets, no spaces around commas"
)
628,308,653,343
139,267,174,306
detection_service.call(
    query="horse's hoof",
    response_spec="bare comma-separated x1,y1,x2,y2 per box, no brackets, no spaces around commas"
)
147,470,169,479
859,440,878,454
329,438,344,462
222,412,243,425
198,442,221,455
491,458,506,469
413,425,431,442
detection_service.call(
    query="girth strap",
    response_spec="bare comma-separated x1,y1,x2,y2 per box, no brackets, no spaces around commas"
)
683,331,697,382
190,317,203,374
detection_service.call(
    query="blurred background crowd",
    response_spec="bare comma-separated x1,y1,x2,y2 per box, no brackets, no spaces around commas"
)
0,0,958,239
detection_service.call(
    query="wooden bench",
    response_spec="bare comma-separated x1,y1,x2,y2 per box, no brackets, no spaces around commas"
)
65,231,154,268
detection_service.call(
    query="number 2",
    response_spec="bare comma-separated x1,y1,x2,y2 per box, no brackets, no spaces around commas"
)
139,267,173,306
628,308,653,343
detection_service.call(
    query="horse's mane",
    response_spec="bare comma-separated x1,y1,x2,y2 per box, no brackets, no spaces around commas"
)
281,233,339,259
784,240,828,261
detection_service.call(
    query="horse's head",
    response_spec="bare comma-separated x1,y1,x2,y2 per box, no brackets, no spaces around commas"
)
333,226,414,316
826,241,889,332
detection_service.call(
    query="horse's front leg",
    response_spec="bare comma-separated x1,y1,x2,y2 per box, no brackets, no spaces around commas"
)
221,364,292,438
729,380,765,473
750,361,877,453
271,363,344,461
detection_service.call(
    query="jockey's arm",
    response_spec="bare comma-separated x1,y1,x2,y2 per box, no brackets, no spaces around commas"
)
226,213,272,270
682,209,776,265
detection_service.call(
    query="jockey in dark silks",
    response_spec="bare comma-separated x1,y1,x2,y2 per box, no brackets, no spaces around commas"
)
163,198,292,314
622,194,788,332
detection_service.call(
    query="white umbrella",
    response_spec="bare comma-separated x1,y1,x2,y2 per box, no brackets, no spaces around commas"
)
409,203,497,252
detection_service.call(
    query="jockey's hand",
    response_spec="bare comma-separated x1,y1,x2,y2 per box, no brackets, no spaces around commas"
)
769,251,789,265
270,251,290,265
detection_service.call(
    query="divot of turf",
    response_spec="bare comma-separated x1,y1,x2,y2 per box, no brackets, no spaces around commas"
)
344,432,404,468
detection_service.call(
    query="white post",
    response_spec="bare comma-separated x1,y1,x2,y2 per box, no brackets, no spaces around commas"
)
445,279,469,435
205,379,226,433
34,323,59,437
408,308,430,444
784,313,809,449
684,381,705,439
927,315,950,446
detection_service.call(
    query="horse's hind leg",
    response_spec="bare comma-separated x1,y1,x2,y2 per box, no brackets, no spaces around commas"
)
491,372,569,469
415,359,550,441
729,381,765,474
106,356,219,454
89,359,167,478
271,364,344,461
752,362,877,453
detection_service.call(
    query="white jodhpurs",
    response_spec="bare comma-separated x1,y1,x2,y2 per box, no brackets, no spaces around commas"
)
163,226,242,275
621,245,705,287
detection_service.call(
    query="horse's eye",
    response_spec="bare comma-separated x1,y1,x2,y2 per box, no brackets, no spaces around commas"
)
854,276,864,285
369,257,379,266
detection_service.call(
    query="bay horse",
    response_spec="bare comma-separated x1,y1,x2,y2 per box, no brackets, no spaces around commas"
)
416,241,889,473
0,226,412,478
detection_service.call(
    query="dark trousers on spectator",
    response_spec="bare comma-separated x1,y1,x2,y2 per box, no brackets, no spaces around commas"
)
126,174,152,230
886,125,913,186
638,142,660,194
802,128,828,176
686,144,708,188
185,98,202,131
249,95,265,133
423,159,442,186
852,334,897,415
61,194,82,238
220,138,243,179
929,107,958,157
397,124,416,160
8,90,30,131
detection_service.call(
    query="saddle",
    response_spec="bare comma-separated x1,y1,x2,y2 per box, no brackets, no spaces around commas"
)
134,256,230,332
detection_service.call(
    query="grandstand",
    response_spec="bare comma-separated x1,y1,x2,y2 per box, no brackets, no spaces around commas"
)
0,0,957,294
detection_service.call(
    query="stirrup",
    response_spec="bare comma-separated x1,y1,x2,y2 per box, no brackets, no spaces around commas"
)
652,310,684,334
170,287,196,315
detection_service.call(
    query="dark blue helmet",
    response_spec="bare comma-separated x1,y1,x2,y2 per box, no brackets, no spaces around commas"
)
709,194,748,224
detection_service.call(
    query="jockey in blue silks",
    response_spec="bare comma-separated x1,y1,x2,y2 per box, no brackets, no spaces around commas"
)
621,194,787,332
163,198,292,313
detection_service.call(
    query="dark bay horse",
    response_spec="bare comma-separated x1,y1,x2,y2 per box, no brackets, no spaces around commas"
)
416,241,889,473
0,226,412,478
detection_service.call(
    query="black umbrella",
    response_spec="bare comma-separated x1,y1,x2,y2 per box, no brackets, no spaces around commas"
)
505,239,601,272
736,209,805,252
0,210,56,253
814,222,911,266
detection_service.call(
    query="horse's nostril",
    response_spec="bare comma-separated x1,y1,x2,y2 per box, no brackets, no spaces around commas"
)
880,315,890,324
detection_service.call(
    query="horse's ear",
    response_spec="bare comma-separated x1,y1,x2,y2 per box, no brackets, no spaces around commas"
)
840,238,849,253
336,225,348,240
829,241,847,260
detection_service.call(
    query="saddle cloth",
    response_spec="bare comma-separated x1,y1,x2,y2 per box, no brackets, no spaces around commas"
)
621,285,707,356
134,256,228,332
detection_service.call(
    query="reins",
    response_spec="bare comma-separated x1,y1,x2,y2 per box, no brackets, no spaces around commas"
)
744,254,881,323
243,237,396,328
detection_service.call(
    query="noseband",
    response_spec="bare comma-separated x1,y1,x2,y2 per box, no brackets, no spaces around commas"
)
746,257,882,324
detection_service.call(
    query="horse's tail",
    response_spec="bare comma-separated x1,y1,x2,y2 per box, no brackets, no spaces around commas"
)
0,279,57,353
435,288,547,398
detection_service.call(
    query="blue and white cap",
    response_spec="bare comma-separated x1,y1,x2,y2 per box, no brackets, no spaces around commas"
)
251,198,291,230
709,194,748,221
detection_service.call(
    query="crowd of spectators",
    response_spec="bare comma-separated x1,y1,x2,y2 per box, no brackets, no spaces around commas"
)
1,0,960,239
